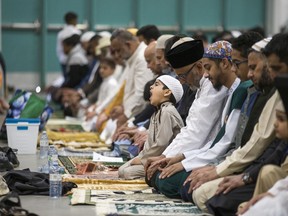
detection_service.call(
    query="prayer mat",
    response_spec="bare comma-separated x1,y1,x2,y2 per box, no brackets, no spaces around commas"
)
47,129,102,143
71,188,207,215
58,156,124,174
46,118,84,132
63,174,147,191
47,124,84,132
46,129,108,151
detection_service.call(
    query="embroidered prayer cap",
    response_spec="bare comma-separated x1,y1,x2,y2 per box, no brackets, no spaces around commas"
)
165,37,204,69
274,74,288,115
156,34,174,49
251,37,272,52
157,75,184,103
203,40,232,60
80,31,96,43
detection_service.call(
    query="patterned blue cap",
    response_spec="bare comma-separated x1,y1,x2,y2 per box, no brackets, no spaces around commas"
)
203,40,232,60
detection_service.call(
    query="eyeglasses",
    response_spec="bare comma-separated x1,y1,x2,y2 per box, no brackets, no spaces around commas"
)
232,59,248,69
177,63,197,80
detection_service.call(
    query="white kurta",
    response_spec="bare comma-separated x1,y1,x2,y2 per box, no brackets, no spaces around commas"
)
269,176,288,196
96,75,119,107
242,177,288,216
95,65,125,115
122,42,154,118
162,76,228,157
181,78,242,171
56,25,81,64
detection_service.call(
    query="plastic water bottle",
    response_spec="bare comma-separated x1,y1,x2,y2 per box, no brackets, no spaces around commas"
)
39,131,49,159
48,145,58,170
49,165,62,198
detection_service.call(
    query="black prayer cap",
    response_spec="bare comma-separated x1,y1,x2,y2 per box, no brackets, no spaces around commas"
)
165,38,204,69
274,74,288,115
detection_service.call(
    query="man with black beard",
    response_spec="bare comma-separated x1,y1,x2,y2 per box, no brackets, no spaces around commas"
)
197,38,282,216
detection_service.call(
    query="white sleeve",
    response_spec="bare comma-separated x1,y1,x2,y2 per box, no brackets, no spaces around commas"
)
163,78,227,157
96,80,119,113
56,31,68,64
123,59,153,118
181,109,241,171
268,176,288,196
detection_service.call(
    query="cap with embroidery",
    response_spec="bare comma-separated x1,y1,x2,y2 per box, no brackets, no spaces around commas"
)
252,37,272,52
203,40,232,60
157,75,184,103
165,37,204,69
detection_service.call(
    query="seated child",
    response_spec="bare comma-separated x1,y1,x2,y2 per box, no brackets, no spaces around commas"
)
82,57,119,131
118,75,184,179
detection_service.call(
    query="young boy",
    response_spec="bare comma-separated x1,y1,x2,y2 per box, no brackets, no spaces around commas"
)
118,75,184,179
82,58,118,131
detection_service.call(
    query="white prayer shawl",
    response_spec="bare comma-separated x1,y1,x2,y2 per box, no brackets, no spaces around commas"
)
122,42,154,118
163,76,228,157
181,78,242,171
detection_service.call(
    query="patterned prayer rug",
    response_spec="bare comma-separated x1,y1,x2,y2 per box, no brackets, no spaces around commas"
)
47,129,104,144
63,174,147,191
58,156,124,174
70,188,208,215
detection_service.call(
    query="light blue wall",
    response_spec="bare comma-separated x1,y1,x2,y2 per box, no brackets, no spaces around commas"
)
1,0,266,87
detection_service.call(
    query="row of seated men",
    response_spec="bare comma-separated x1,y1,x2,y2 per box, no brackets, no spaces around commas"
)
49,19,288,215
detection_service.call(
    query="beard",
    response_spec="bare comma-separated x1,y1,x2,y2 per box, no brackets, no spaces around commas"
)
211,77,223,91
257,67,273,90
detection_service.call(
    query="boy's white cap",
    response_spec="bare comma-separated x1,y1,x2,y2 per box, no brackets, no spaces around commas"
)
80,31,96,42
252,37,272,52
157,75,184,103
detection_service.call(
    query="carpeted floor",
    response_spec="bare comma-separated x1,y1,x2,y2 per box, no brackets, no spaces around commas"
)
71,188,208,216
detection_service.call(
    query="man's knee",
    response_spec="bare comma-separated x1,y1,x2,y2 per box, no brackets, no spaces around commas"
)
145,170,160,188
118,166,125,178
192,178,223,212
259,165,286,179
122,166,144,180
193,185,208,211
179,183,193,202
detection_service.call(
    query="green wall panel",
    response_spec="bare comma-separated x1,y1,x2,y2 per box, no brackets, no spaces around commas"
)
2,0,41,73
225,0,265,29
183,0,222,28
137,0,178,26
2,31,40,72
2,0,40,23
1,0,266,86
46,0,88,24
93,0,133,27
46,32,59,72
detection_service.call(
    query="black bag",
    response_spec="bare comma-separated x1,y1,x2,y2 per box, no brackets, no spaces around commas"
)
0,191,38,216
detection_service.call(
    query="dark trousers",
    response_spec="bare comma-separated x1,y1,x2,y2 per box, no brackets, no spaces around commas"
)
146,170,191,200
206,184,255,216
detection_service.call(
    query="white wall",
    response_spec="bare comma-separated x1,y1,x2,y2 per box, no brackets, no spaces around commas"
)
266,0,288,36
